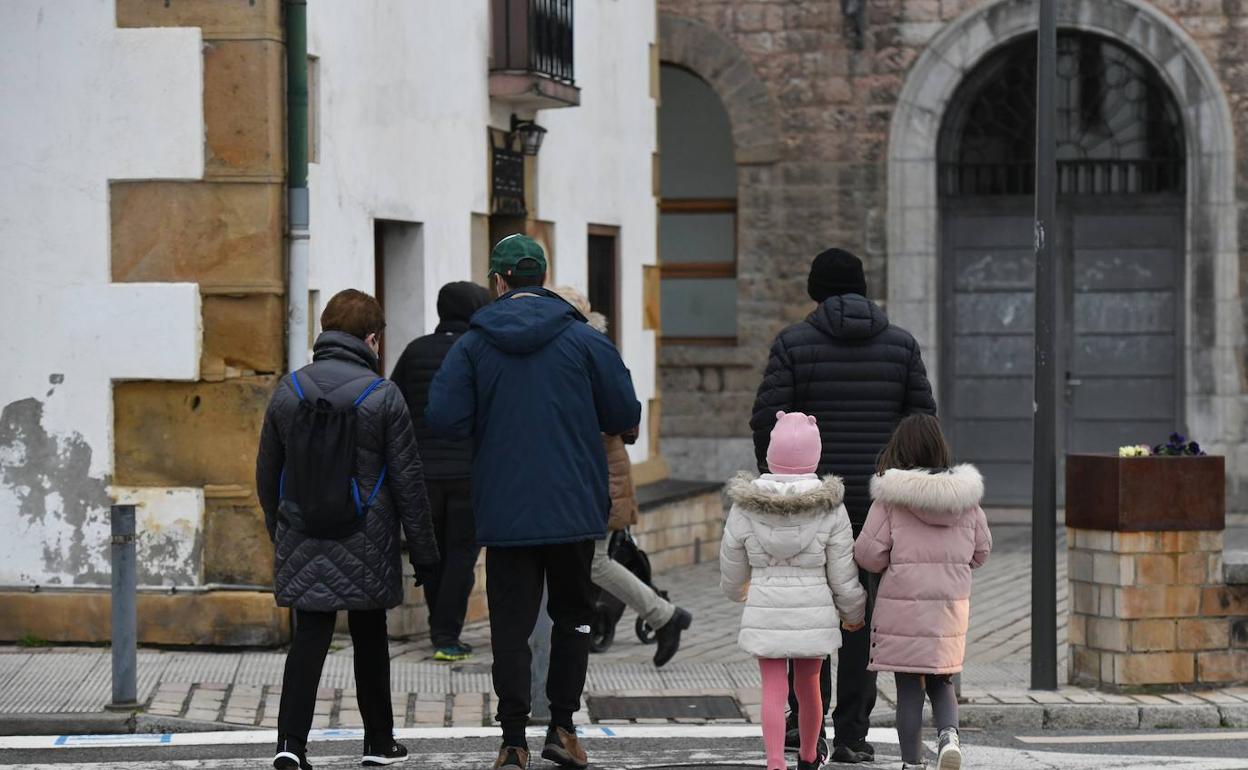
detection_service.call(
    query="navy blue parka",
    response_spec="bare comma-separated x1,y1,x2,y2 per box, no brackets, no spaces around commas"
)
425,288,642,547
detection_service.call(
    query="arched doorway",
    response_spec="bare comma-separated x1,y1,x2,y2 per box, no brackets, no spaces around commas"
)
658,64,738,341
939,31,1186,504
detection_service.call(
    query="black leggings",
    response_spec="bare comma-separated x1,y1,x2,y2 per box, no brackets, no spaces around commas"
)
895,673,958,765
278,609,393,744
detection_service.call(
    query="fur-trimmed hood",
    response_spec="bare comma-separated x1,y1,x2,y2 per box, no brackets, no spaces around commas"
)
726,472,845,516
869,464,983,522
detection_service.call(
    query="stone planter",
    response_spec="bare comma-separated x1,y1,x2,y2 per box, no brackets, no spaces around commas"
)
1066,454,1225,532
1066,453,1248,690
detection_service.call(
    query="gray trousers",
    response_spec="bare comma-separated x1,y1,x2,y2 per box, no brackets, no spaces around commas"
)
590,537,675,629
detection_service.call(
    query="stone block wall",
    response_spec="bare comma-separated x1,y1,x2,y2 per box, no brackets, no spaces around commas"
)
1069,528,1248,689
654,0,1248,506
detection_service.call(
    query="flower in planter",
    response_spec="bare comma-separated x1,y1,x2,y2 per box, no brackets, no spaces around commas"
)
1118,444,1152,458
1150,432,1207,457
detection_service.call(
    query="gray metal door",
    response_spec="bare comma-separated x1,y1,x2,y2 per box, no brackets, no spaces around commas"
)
942,199,1037,505
941,196,1183,505
1064,197,1184,457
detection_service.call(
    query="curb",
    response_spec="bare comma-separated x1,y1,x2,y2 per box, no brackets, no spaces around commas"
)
0,711,249,737
4,701,1246,736
871,702,1248,730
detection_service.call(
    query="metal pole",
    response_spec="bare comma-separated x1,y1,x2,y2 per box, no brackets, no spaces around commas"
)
110,505,138,708
1031,0,1059,691
528,582,552,722
286,0,311,372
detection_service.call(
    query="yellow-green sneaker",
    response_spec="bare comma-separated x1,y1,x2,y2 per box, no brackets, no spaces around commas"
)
434,645,471,662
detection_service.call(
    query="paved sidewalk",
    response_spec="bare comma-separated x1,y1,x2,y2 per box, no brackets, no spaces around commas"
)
3,524,1247,731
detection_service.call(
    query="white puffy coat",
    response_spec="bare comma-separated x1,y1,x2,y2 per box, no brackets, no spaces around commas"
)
720,473,868,659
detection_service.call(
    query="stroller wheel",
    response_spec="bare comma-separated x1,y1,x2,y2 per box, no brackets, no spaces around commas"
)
590,608,617,653
635,616,657,645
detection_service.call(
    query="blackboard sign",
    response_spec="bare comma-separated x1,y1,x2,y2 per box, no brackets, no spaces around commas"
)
492,146,526,216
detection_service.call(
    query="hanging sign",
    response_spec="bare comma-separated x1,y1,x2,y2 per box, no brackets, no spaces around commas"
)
491,146,526,216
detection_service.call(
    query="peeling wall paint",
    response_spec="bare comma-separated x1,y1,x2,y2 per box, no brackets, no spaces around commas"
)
113,486,205,587
0,1,204,586
0,398,112,584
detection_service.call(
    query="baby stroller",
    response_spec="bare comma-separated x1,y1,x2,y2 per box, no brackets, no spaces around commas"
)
589,528,670,653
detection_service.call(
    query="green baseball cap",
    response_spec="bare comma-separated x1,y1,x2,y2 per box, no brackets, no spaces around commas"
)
489,234,548,278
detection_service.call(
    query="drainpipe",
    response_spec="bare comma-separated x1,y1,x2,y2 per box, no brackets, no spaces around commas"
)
286,0,310,372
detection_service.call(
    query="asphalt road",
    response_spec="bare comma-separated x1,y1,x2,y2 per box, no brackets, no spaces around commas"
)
3,726,1248,769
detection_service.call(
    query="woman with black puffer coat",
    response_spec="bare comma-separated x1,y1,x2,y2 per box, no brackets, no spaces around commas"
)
256,289,439,770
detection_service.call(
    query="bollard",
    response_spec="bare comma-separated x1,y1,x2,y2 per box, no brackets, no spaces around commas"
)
528,581,552,722
108,504,138,709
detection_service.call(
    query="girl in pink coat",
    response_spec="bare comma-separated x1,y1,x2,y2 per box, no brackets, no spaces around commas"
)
854,415,991,770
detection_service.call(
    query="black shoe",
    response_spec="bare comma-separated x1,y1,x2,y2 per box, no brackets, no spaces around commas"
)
830,738,873,764
784,725,801,751
851,738,874,759
653,607,692,668
362,734,408,766
797,755,825,770
273,736,313,770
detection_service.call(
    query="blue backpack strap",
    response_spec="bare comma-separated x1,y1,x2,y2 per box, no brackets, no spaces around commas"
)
353,377,385,407
365,466,387,509
288,371,307,401
352,466,388,516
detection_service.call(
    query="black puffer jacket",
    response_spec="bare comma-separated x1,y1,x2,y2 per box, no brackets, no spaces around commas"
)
390,282,491,479
256,331,439,611
750,294,936,526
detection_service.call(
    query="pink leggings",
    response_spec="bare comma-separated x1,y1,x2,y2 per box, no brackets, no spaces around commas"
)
759,658,823,769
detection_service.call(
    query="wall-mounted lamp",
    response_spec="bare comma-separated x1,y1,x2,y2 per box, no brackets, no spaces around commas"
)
509,114,548,156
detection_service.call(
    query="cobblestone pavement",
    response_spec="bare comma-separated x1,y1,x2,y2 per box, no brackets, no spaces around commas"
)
4,523,1248,730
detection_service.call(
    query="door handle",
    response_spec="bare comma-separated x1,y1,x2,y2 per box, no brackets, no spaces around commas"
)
1064,373,1082,401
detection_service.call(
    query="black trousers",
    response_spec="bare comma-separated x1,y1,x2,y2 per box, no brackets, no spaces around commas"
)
422,478,480,648
486,541,596,746
278,608,392,744
788,567,880,744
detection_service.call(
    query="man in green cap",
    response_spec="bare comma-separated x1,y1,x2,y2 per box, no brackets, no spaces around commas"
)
427,235,642,770
487,232,549,292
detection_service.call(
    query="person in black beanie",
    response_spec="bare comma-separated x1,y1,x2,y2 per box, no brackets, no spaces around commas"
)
391,281,492,662
750,247,936,765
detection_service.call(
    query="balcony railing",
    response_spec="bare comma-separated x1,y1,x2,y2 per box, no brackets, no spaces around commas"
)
492,0,574,84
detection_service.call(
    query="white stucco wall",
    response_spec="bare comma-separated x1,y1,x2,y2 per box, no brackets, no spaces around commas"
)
534,0,659,462
0,1,203,586
307,0,658,459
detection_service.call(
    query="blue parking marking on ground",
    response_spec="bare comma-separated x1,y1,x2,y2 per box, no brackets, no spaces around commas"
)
54,733,172,746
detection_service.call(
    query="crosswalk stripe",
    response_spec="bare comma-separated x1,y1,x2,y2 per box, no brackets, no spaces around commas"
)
4,744,1248,770
0,725,901,751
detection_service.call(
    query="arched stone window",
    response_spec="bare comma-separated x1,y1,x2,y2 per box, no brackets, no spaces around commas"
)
658,64,737,342
939,32,1185,197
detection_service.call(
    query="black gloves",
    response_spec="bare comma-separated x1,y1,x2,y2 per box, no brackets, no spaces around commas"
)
413,563,439,588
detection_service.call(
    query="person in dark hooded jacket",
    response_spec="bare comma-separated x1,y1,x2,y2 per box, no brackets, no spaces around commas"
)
750,248,936,765
426,235,641,770
255,289,439,770
390,281,491,663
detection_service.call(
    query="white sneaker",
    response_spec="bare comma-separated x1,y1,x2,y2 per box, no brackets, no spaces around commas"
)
936,728,962,770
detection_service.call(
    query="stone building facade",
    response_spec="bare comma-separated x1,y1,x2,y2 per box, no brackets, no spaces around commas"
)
655,0,1248,509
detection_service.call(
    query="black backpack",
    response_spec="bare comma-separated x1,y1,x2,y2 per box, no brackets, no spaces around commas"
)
277,371,387,539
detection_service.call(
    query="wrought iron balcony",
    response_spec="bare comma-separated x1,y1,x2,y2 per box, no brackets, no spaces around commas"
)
490,0,580,109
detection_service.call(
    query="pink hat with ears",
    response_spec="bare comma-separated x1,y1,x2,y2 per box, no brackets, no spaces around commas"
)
766,411,822,475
